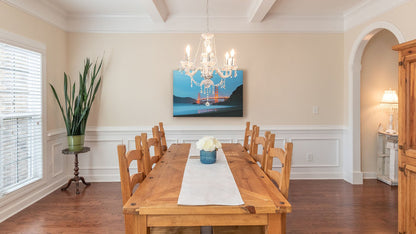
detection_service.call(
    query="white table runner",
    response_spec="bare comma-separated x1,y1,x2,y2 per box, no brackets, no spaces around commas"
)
177,144,244,206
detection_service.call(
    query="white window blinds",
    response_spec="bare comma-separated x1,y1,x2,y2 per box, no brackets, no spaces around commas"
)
0,42,43,196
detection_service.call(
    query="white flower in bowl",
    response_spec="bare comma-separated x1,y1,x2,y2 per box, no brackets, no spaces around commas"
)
196,136,222,152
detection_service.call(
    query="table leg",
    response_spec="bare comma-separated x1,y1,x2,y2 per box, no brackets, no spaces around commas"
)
61,153,90,194
80,176,91,186
137,215,149,234
266,213,284,234
61,178,75,191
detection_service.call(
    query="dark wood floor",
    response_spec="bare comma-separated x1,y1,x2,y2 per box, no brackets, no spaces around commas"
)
0,180,397,233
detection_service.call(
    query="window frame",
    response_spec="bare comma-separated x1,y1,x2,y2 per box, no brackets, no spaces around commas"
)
0,29,47,197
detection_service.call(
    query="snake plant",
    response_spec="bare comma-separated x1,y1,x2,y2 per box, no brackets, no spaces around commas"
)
50,58,103,136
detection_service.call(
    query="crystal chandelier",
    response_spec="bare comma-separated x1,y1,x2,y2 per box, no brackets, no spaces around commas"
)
179,0,238,95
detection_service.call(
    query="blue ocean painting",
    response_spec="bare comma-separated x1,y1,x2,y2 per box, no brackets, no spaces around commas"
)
173,70,243,117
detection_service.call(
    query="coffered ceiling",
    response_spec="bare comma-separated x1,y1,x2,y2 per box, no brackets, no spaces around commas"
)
2,0,409,33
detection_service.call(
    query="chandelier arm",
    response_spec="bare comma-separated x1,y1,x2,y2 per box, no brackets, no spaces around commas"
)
214,68,232,79
185,68,200,78
213,79,225,87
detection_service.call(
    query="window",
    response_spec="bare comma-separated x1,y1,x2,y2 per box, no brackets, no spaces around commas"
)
0,41,43,196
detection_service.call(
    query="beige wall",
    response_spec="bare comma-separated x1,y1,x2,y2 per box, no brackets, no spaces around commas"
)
67,33,344,128
0,1,67,131
360,30,398,174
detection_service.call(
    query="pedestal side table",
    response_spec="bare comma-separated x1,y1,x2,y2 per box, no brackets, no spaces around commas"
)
61,147,91,194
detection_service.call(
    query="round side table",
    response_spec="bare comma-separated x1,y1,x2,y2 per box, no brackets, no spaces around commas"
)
61,147,91,194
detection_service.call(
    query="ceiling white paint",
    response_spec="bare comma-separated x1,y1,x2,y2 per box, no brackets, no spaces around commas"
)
1,0,410,33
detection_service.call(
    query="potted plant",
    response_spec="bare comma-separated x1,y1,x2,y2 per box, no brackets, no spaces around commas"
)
50,58,103,151
196,136,222,164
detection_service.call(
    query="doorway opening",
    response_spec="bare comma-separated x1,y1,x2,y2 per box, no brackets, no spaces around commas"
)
360,30,398,180
347,22,404,184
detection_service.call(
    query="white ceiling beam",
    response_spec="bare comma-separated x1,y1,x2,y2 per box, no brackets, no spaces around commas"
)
144,0,169,23
249,0,278,23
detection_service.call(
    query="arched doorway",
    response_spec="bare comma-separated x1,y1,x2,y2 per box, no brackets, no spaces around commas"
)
347,22,404,184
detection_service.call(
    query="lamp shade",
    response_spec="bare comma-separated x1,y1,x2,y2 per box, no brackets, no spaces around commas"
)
381,89,398,104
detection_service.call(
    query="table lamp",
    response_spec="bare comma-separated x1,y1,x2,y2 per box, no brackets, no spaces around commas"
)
380,89,398,134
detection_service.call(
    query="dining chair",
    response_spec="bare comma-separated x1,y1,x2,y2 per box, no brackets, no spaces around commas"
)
140,132,162,176
158,122,168,155
264,137,293,199
250,126,273,170
119,138,200,234
117,139,146,205
152,123,168,156
243,122,253,152
243,122,260,155
213,132,276,234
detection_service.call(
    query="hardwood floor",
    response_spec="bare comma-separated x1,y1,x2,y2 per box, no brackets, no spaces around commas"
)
0,180,397,233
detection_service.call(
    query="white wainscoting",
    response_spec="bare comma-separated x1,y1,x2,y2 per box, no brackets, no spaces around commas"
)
50,125,347,182
0,132,68,223
0,125,345,223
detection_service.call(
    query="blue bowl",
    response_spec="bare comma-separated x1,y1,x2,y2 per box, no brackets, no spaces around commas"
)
200,150,217,164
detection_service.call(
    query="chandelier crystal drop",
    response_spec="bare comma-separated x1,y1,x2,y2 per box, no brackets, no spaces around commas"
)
179,0,238,94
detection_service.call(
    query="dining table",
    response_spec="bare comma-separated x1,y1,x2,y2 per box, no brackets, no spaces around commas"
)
123,143,292,234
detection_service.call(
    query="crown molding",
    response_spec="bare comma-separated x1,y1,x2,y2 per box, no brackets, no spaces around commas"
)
1,0,410,33
344,0,410,31
1,0,67,30
65,14,344,33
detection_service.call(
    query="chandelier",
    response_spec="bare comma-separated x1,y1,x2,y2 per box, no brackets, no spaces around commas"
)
179,0,238,96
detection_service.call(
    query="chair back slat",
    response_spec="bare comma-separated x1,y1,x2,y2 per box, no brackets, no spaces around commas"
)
147,137,159,146
117,144,146,205
126,149,144,172
270,148,286,164
267,170,281,186
130,173,145,191
264,141,293,199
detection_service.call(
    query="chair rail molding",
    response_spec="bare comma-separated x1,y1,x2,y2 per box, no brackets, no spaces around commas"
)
46,125,347,182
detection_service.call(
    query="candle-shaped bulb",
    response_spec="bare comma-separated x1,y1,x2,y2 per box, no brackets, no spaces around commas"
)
186,45,191,59
225,52,230,59
230,49,235,57
206,45,212,53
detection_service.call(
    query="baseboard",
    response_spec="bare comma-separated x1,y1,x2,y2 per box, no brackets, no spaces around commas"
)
344,171,363,184
363,171,377,179
290,172,344,180
0,176,68,223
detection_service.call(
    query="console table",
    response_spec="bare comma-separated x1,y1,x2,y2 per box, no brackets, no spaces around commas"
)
376,131,398,185
61,147,91,194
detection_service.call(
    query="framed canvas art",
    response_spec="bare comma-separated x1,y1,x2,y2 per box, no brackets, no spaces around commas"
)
173,70,243,117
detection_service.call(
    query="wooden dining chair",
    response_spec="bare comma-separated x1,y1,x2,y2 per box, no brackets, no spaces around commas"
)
117,139,146,205
264,138,293,199
213,132,276,234
158,122,168,155
117,139,147,232
152,123,168,156
243,122,252,152
250,126,273,170
119,138,200,234
243,122,259,154
140,132,162,176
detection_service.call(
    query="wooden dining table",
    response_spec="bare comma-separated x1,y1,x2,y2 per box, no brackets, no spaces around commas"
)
123,143,292,234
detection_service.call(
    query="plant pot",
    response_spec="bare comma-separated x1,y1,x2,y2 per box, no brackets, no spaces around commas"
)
200,149,217,164
67,135,85,151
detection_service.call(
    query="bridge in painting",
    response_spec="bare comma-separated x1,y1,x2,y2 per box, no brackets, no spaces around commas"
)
196,86,230,104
